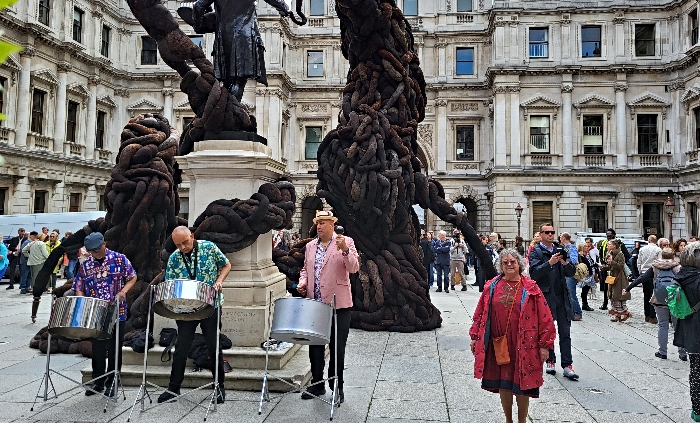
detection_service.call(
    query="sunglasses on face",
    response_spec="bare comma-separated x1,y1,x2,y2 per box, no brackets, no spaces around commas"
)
542,231,556,235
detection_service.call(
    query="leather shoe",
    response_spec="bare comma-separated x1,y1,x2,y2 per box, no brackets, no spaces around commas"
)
582,305,594,311
436,288,443,292
85,384,104,396
573,315,582,321
301,385,326,400
158,389,180,403
6,285,14,290
216,387,225,404
599,305,608,310
655,352,667,360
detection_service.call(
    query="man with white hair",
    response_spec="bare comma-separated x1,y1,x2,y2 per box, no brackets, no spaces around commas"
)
637,235,662,323
432,231,452,293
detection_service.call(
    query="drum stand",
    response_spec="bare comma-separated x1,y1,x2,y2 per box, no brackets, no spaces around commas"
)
258,294,340,421
127,286,223,422
31,296,125,413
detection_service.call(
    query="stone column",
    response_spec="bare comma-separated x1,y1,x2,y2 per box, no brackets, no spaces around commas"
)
435,99,447,172
561,77,574,168
15,47,35,148
615,81,628,168
53,62,71,153
509,86,521,167
86,76,99,160
437,40,447,83
92,10,102,57
114,88,128,154
494,87,507,167
162,88,174,124
266,91,282,161
176,140,287,347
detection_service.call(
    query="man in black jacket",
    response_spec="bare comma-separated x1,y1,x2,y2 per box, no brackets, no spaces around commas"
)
5,228,26,290
420,232,436,286
528,223,579,381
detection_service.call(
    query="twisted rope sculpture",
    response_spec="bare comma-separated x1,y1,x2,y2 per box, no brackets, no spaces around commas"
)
312,0,497,332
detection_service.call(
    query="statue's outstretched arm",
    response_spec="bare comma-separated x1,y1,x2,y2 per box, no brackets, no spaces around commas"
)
193,0,215,27
263,0,290,16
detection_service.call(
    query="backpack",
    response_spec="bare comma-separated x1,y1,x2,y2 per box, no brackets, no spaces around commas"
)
654,269,676,306
666,282,700,319
574,263,588,282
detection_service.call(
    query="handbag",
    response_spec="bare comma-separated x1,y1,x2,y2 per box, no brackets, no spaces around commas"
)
492,280,521,366
605,275,617,285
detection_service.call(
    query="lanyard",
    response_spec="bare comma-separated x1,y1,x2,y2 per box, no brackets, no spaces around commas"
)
180,240,198,280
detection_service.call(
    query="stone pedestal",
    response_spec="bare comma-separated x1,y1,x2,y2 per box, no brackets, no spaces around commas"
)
104,138,311,391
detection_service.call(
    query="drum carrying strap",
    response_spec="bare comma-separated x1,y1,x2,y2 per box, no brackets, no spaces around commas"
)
180,240,198,280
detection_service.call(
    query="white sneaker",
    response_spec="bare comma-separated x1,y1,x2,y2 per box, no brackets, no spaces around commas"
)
563,365,579,380
545,361,556,375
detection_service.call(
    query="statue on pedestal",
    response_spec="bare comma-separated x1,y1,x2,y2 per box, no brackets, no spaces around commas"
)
180,0,293,101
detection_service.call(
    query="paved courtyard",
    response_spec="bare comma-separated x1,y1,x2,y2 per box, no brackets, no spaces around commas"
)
0,270,692,423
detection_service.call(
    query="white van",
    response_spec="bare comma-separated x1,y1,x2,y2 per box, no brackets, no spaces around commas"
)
0,211,106,241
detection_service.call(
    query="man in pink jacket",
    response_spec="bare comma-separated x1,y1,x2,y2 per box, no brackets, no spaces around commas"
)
297,210,360,404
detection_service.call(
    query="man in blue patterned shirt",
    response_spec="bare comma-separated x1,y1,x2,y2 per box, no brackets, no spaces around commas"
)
73,232,137,397
158,226,231,405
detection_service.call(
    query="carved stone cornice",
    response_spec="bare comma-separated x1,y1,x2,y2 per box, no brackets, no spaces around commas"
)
451,102,479,112
668,81,685,91
161,88,174,97
91,9,103,19
88,75,101,86
57,61,72,73
560,13,571,25
612,13,626,24
614,83,629,92
435,99,448,107
19,46,36,58
114,87,130,98
301,103,327,113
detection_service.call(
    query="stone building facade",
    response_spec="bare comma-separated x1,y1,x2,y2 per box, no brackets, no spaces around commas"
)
2,0,700,241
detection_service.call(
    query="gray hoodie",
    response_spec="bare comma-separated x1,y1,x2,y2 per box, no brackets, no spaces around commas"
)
449,243,467,261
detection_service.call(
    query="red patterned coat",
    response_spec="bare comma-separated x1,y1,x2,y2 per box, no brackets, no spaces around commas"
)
469,274,556,390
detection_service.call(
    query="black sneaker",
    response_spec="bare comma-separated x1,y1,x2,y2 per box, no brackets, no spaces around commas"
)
5,285,14,290
20,290,27,294
582,305,594,311
85,384,104,396
301,385,326,400
336,389,344,405
655,352,668,360
436,288,443,292
461,286,467,291
158,389,180,403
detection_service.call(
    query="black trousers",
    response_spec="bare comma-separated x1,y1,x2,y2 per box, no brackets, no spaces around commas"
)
600,269,609,307
642,278,657,318
6,256,18,285
91,320,125,387
168,308,225,391
309,308,351,389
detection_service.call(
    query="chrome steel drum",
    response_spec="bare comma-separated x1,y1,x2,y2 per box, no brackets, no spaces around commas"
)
152,279,216,321
48,296,117,340
270,297,333,345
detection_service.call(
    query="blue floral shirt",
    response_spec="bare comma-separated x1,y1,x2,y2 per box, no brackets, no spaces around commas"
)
72,249,137,321
165,240,229,307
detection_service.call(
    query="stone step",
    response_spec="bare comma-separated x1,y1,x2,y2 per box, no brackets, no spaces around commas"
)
82,345,312,392
122,343,301,370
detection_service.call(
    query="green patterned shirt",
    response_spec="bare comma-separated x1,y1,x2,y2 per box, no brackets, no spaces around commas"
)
165,240,229,307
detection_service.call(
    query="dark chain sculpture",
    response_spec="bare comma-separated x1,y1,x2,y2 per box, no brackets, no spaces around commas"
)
312,0,497,332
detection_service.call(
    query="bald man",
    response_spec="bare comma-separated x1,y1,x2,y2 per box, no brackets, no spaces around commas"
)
158,226,231,404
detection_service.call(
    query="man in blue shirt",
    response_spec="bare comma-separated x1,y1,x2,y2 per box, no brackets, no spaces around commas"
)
158,226,231,405
560,232,582,321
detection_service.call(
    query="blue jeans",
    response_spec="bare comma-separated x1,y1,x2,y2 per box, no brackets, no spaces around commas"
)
19,262,31,291
566,276,582,317
435,264,450,290
65,259,77,279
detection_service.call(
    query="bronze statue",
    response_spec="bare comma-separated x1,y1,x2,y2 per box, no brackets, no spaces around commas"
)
181,0,291,101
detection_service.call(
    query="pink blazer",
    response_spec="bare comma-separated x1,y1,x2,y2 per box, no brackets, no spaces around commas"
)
298,235,360,309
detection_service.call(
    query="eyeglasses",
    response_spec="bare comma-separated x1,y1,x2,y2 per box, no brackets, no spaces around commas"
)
502,260,518,266
542,231,556,235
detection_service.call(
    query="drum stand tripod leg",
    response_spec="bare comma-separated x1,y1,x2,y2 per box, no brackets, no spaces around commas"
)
330,296,338,421
204,307,222,421
31,328,57,411
259,292,274,415
128,286,153,422
103,313,123,413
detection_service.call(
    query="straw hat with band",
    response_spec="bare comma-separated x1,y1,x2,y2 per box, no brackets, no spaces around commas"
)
313,210,338,224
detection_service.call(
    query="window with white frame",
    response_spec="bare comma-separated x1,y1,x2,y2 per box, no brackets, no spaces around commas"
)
456,47,474,75
529,116,550,153
305,126,323,159
66,101,79,142
73,8,83,43
457,0,472,12
310,0,324,16
635,24,655,56
31,89,46,134
691,9,699,45
581,25,601,58
529,28,548,58
404,0,417,15
637,114,658,154
582,115,603,154
455,126,475,160
307,51,324,77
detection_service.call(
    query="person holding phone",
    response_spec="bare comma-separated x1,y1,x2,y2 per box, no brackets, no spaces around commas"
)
297,210,360,404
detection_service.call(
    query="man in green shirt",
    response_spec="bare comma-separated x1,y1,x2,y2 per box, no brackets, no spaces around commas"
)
158,226,231,404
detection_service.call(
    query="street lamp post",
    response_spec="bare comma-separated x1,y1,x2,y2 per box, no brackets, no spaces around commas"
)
514,203,523,239
664,196,674,243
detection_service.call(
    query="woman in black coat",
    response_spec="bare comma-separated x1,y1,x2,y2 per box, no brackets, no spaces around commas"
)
672,241,700,422
420,232,436,287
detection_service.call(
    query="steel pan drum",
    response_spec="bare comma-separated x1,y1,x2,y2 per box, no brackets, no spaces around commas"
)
152,279,216,321
48,296,117,340
270,297,333,345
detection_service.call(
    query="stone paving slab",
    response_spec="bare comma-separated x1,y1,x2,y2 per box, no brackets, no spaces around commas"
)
0,271,695,422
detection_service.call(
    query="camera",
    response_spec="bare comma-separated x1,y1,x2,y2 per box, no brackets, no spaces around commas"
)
453,237,461,244
555,246,569,261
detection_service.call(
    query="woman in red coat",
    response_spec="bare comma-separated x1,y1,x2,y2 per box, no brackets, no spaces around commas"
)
470,248,556,423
